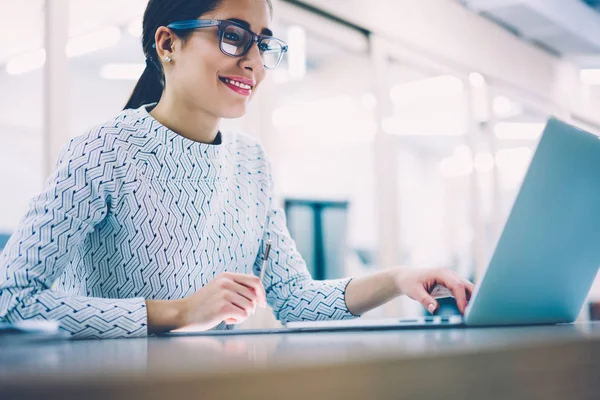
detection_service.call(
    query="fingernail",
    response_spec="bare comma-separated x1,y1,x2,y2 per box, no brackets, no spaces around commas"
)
427,304,436,314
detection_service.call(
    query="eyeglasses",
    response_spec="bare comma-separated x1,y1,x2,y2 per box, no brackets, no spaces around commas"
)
166,19,288,70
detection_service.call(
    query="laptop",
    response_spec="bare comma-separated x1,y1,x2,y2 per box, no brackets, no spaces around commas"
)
161,118,600,337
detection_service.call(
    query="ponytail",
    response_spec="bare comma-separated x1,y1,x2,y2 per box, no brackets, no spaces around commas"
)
123,59,164,110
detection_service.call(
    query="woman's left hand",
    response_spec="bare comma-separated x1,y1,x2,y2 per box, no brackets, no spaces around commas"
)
393,267,475,315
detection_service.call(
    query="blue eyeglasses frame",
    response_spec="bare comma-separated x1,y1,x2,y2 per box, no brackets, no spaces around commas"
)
162,19,288,70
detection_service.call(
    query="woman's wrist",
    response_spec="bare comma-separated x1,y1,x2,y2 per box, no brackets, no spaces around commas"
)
345,267,404,316
146,298,187,334
392,266,409,297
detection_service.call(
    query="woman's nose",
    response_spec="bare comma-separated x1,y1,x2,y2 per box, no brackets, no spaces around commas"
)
240,41,264,72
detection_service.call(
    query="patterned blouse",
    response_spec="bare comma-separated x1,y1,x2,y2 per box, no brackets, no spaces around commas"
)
0,104,356,339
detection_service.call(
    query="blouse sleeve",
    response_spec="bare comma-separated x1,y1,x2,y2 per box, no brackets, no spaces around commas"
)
253,157,358,324
0,135,147,339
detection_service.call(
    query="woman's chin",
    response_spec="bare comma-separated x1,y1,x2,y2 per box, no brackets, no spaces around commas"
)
220,105,247,119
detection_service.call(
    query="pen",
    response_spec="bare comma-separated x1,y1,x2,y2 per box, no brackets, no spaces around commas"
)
259,239,272,282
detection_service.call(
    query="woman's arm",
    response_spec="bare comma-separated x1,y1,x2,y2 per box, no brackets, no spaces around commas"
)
250,154,357,322
0,134,148,339
255,204,359,322
345,267,475,316
343,269,399,316
146,299,185,334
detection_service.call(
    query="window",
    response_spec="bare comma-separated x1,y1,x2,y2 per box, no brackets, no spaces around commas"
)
0,1,45,232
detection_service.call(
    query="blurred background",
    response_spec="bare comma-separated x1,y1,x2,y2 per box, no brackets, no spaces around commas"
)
1,0,600,327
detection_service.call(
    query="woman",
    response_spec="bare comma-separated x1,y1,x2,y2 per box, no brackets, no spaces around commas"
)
0,0,474,339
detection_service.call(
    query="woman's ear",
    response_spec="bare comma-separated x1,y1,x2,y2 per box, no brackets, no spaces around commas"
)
154,26,176,61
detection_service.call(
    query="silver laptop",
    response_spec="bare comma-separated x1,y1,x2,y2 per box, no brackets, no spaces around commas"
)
288,117,600,330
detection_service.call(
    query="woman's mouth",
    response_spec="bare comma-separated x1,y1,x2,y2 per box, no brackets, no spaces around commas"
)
218,76,254,97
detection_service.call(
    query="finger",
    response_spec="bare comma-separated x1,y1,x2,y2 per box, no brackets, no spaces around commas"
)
225,292,256,317
224,280,259,308
436,272,468,314
230,273,267,307
233,274,267,306
234,279,266,309
416,287,438,314
221,303,250,324
463,279,475,301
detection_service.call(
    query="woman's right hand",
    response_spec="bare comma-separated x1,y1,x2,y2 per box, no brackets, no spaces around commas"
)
178,272,267,330
146,272,267,334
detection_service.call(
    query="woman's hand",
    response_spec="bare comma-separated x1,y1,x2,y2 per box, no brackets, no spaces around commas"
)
393,267,475,315
147,272,267,334
183,272,267,329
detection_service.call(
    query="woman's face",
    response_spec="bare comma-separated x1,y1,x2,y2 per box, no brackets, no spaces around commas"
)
165,0,271,119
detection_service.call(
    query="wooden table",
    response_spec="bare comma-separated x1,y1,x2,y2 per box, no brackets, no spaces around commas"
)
1,322,599,400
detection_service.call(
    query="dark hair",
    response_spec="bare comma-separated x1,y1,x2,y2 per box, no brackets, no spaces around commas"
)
124,0,273,110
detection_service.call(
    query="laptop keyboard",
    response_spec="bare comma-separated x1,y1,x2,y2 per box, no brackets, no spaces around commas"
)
398,315,464,325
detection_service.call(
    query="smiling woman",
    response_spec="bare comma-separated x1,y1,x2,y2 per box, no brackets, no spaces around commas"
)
0,0,473,339
125,0,278,118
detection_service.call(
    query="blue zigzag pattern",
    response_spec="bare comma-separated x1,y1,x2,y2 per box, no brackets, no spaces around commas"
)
0,104,356,339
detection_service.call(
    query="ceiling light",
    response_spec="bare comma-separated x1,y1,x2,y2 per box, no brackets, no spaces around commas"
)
382,116,466,136
100,63,145,80
580,69,600,85
494,122,545,140
6,49,46,75
390,75,464,104
495,147,532,171
469,72,486,88
67,26,121,58
128,18,143,38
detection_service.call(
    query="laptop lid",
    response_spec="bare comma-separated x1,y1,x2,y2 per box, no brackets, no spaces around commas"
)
465,118,600,325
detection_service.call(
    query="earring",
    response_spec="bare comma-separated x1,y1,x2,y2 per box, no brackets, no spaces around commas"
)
165,56,172,62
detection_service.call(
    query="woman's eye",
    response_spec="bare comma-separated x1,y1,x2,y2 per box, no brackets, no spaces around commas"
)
224,32,241,42
259,42,276,53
